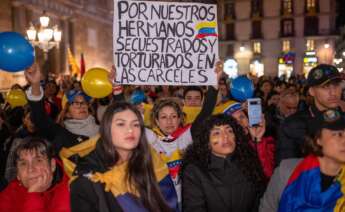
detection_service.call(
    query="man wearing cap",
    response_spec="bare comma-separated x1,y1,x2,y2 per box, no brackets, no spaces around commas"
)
276,64,344,165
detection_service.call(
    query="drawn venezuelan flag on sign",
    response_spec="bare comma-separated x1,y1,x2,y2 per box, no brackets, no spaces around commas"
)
195,21,218,39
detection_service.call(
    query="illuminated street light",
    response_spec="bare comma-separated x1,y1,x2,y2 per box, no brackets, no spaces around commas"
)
26,12,61,53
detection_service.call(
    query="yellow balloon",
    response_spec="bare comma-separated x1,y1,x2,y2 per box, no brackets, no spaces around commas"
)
6,89,28,108
81,68,112,98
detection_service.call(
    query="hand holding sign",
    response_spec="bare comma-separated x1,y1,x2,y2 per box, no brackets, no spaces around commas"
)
213,61,224,90
109,65,123,95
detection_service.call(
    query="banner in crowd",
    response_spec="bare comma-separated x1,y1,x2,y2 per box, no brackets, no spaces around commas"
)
113,0,219,85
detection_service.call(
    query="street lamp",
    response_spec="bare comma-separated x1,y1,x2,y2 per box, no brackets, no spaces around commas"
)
26,12,62,54
239,45,246,52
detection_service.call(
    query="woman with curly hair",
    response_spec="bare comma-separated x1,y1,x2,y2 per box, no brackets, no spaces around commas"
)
182,114,266,212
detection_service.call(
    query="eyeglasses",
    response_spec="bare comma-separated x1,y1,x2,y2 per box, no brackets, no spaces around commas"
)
71,101,87,107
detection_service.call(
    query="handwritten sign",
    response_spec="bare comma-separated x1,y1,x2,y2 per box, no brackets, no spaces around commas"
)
113,0,219,85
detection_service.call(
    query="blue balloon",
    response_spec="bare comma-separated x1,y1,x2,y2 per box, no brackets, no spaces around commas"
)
0,32,35,72
230,76,254,101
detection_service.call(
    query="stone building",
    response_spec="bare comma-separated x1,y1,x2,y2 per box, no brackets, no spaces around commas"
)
218,0,341,77
0,0,114,90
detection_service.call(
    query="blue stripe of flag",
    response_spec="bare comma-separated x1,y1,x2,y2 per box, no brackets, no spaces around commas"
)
198,27,216,34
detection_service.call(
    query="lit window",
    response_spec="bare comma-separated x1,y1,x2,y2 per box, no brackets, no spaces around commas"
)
253,41,261,54
306,39,315,51
307,0,316,11
282,40,291,52
283,0,292,14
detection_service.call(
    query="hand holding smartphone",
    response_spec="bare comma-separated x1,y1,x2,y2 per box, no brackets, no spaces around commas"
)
247,98,262,127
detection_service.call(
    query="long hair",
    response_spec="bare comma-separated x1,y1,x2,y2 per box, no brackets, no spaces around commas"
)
99,101,171,212
183,114,266,195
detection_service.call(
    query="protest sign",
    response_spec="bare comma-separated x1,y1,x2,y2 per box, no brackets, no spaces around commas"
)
113,0,219,85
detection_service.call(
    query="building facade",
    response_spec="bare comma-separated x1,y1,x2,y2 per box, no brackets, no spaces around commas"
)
0,0,114,90
218,0,339,77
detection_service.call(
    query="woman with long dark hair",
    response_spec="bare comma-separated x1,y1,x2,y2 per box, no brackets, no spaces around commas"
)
70,102,177,212
182,114,266,212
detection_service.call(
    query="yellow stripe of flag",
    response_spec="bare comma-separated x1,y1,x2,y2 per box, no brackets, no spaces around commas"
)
195,21,217,30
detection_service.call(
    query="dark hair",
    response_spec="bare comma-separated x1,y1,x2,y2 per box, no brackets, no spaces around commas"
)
151,98,184,129
183,86,204,100
14,137,54,166
99,102,171,212
44,80,59,96
267,91,279,101
303,131,323,156
183,114,266,194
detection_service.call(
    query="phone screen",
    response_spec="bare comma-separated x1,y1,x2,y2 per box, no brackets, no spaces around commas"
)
247,98,262,127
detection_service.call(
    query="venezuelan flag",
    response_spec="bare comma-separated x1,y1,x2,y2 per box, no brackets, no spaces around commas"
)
278,155,345,212
195,21,218,39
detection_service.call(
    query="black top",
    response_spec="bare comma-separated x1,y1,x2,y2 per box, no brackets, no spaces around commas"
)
182,154,259,212
320,172,336,192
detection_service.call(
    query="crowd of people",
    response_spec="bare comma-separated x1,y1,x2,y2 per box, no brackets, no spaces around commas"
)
0,62,345,212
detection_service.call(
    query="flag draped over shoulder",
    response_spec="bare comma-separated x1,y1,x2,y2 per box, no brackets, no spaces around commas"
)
67,48,80,77
278,155,345,212
59,135,178,210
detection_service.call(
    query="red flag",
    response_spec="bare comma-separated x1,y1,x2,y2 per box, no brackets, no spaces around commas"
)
80,53,85,77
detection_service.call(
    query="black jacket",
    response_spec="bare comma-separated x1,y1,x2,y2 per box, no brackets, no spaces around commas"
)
182,155,259,212
29,99,89,153
70,141,124,212
264,105,286,140
70,141,178,212
276,104,328,165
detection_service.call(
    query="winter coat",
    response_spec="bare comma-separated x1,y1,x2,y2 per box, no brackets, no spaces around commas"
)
182,154,260,212
276,104,332,165
250,136,275,178
70,140,178,212
0,160,70,212
29,98,91,153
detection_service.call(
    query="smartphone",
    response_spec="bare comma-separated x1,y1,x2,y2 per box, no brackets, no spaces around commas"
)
247,98,262,127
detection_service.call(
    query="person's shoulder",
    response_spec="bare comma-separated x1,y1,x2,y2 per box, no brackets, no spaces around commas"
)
277,158,301,178
286,108,310,121
70,175,94,191
0,180,21,195
279,158,301,169
282,108,311,128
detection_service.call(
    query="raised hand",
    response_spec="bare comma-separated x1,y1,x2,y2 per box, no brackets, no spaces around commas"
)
248,115,266,142
109,65,123,95
213,60,224,90
25,63,42,96
24,63,41,86
108,65,117,85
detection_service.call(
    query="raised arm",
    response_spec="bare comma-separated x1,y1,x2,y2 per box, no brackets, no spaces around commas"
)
25,65,71,146
191,61,223,136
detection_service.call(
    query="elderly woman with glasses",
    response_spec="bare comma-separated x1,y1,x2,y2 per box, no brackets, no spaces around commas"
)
24,65,99,154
